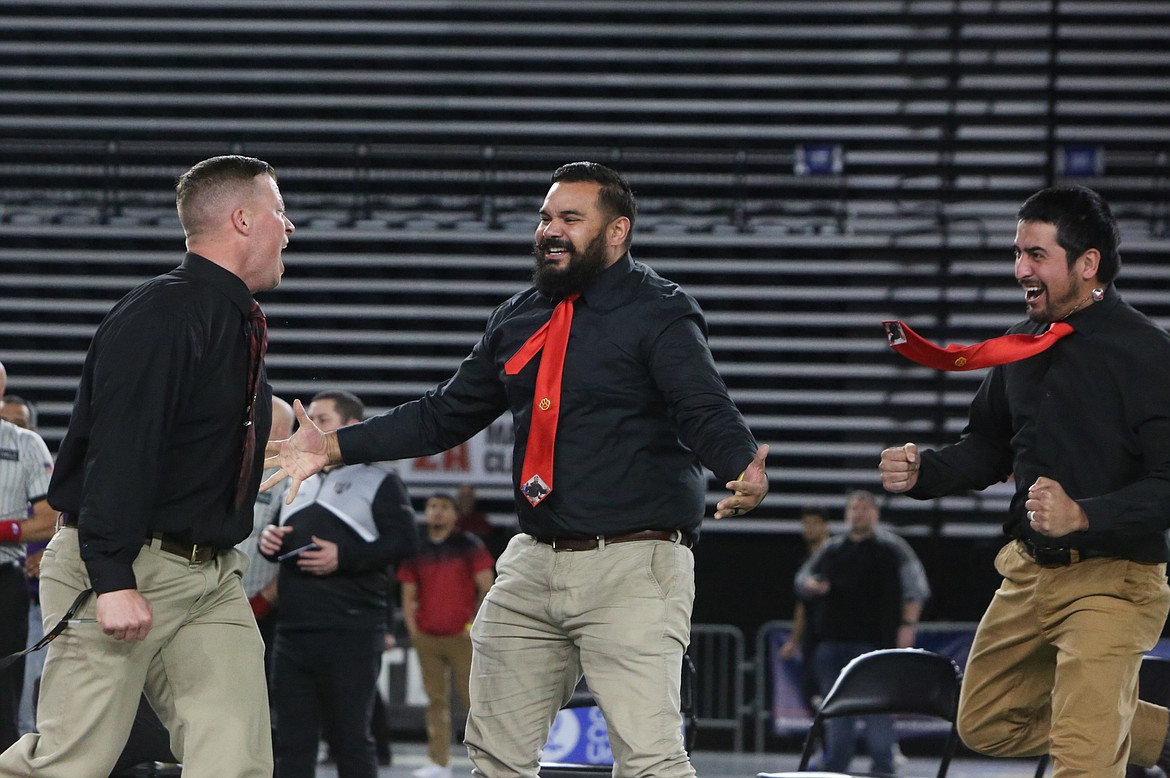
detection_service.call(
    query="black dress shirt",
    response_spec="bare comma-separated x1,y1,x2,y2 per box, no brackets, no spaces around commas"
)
809,535,902,648
49,253,273,592
907,286,1170,562
339,253,758,539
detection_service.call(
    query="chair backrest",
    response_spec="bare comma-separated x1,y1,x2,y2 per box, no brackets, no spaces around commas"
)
818,648,963,720
800,648,963,778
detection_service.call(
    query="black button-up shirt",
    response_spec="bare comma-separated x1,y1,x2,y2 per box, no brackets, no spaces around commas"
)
49,253,273,592
908,286,1170,562
339,253,758,538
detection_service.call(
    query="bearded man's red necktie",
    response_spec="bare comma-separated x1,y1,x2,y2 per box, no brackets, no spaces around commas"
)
505,295,579,506
883,319,1073,371
234,302,268,508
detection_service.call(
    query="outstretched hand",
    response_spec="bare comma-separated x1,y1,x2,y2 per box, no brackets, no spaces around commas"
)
715,444,769,519
260,399,334,504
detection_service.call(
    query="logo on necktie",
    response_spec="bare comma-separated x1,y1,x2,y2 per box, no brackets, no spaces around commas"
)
520,475,552,505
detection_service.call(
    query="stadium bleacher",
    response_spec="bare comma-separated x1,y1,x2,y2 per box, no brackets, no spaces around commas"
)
1,0,1168,526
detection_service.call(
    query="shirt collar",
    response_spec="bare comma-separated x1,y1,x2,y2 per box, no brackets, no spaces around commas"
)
1063,284,1118,336
181,252,256,316
574,251,635,312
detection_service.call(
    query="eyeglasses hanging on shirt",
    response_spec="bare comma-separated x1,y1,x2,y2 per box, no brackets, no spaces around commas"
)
0,588,93,671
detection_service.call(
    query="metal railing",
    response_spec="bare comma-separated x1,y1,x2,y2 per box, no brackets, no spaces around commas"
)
689,623,747,752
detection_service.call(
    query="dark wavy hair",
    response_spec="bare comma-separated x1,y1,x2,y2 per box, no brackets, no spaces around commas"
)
1017,185,1120,285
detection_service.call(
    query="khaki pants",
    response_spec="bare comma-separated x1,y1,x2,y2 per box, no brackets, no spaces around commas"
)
0,527,272,778
466,533,695,778
414,631,473,766
958,540,1170,778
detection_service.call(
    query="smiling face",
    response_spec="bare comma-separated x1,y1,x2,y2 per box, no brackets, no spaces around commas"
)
1014,220,1099,323
531,180,626,297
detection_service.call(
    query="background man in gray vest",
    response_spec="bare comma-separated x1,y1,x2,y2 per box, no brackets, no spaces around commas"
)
259,389,417,778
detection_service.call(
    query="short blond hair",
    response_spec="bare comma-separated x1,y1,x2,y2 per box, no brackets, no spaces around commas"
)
175,155,276,239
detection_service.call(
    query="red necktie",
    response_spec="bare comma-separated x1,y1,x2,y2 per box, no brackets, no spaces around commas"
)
883,320,1073,371
504,295,579,506
234,302,268,509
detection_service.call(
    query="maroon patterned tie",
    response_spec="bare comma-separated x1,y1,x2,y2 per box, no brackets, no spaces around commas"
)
234,302,268,509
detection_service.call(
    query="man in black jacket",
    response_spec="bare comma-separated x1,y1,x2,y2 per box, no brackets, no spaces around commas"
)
260,390,417,778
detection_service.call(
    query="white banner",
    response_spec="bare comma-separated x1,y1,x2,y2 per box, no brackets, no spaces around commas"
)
395,415,514,489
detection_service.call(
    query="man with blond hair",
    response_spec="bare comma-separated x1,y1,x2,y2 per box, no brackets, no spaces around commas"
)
0,155,294,777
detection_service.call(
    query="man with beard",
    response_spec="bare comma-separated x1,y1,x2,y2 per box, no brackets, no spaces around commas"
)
880,185,1170,777
264,161,769,778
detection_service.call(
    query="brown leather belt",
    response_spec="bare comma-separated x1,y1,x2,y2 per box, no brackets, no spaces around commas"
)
1021,539,1111,568
58,512,220,565
532,529,693,552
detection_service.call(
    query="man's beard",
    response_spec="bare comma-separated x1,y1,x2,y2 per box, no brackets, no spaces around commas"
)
531,230,609,298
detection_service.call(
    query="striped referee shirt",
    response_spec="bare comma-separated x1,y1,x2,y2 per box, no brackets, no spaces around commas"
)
0,420,53,565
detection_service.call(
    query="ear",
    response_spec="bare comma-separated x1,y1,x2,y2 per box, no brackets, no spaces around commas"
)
1077,248,1101,282
608,216,631,248
232,207,250,235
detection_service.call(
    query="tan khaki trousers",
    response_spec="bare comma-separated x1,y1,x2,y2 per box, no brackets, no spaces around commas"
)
0,527,271,778
414,631,473,766
465,533,695,778
958,540,1170,778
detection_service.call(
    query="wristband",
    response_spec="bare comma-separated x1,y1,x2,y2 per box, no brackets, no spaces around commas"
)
249,592,272,620
901,620,918,627
0,520,21,543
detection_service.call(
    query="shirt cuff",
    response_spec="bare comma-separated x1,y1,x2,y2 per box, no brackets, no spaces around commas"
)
82,554,139,594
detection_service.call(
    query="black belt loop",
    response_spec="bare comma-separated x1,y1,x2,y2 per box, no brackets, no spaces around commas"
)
0,588,93,671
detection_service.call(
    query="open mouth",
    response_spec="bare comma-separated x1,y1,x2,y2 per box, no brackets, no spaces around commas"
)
1023,285,1044,304
541,243,570,262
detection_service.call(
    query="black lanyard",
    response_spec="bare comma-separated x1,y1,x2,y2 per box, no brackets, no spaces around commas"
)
0,587,93,671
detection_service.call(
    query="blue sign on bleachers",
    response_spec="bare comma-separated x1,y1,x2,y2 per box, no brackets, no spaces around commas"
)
543,706,613,765
1059,145,1104,177
794,143,844,176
